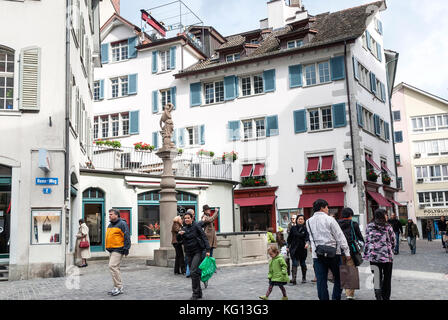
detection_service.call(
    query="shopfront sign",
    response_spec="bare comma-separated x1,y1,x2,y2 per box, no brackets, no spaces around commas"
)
423,208,448,215
36,178,58,185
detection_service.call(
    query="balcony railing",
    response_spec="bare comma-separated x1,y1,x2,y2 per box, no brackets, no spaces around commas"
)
84,145,233,181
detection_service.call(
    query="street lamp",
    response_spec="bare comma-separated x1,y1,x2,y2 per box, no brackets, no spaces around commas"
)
343,154,354,184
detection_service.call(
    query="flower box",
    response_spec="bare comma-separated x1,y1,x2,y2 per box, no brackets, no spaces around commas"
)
366,169,379,182
305,170,338,183
95,140,122,149
241,177,267,187
134,142,155,151
382,173,392,186
197,149,215,157
222,151,238,162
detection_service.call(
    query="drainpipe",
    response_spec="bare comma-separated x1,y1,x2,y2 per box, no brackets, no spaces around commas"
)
232,184,236,232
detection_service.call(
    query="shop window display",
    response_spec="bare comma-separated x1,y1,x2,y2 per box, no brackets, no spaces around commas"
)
31,210,61,245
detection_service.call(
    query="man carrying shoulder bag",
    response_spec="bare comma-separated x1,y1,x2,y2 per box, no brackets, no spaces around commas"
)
306,199,351,300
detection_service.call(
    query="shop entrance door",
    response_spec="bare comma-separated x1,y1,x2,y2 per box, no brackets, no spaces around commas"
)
0,177,11,259
84,203,104,252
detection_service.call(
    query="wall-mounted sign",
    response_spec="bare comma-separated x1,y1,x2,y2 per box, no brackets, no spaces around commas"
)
423,208,448,215
36,178,58,185
43,188,52,194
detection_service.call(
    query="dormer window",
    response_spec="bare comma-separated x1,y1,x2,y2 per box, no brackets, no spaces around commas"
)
249,39,259,45
226,53,241,62
287,39,303,49
111,40,128,62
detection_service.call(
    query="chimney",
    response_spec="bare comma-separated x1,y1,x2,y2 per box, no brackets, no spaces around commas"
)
111,0,120,14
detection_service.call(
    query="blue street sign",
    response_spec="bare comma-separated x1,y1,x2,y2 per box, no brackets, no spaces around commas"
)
43,188,52,194
36,178,58,185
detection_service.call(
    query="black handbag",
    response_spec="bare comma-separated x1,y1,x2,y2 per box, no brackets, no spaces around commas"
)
350,221,363,267
307,221,337,259
42,216,52,232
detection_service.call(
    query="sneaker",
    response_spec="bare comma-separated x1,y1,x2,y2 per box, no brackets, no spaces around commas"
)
107,287,117,295
204,281,208,289
259,295,268,300
111,287,124,297
281,296,289,301
347,296,355,300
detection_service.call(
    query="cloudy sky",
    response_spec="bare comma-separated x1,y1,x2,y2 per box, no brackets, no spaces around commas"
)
121,0,448,100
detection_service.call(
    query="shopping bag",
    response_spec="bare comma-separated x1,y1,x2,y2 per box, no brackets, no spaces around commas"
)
339,264,360,289
199,256,216,283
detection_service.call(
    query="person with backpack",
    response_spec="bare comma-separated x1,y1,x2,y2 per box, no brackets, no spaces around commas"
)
177,211,210,300
337,208,364,300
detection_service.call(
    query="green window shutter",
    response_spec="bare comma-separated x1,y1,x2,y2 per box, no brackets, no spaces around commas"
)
353,57,359,81
333,103,347,128
99,79,104,100
19,47,41,111
152,51,158,73
190,82,202,107
289,65,303,88
331,56,345,81
128,37,138,59
128,74,137,95
224,75,237,101
357,103,364,128
152,132,159,150
101,43,109,64
263,69,276,93
228,121,240,141
266,115,279,137
170,46,176,70
200,125,205,145
152,90,159,113
129,110,139,134
170,86,177,109
294,110,307,133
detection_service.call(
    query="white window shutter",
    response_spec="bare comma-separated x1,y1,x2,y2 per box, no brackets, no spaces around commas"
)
19,47,41,111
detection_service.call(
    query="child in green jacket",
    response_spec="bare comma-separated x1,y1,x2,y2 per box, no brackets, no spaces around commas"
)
260,246,289,300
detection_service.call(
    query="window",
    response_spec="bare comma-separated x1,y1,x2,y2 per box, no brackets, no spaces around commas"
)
122,113,129,136
120,76,128,96
305,64,316,86
394,131,403,143
160,89,172,108
111,115,119,137
304,61,331,86
412,114,448,132
418,191,448,208
309,107,332,132
357,62,370,90
287,39,303,49
242,118,266,140
111,40,128,62
306,155,335,173
93,81,100,101
250,39,259,44
93,117,98,139
243,120,253,140
255,119,266,138
186,126,199,146
160,50,171,72
365,152,374,172
138,205,160,240
393,111,401,121
226,53,240,62
413,139,448,157
416,165,448,182
240,74,263,97
204,80,224,105
318,62,330,83
111,78,119,98
110,77,128,98
397,177,403,191
101,116,109,138
0,48,14,110
395,154,401,166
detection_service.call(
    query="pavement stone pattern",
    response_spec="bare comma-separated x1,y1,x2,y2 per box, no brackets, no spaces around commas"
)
0,240,447,300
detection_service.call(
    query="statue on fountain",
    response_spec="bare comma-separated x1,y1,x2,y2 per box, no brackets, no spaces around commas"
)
159,103,175,150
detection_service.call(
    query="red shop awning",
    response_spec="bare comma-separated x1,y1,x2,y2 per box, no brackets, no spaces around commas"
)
253,163,265,177
298,192,345,208
382,163,394,176
240,165,253,178
388,198,402,207
366,155,382,171
367,191,392,207
235,196,275,207
307,157,320,172
321,156,334,171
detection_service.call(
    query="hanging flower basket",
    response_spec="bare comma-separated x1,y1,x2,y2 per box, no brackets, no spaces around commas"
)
382,173,392,185
366,169,379,182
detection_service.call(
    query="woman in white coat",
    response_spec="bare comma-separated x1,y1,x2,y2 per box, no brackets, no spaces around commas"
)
76,219,91,268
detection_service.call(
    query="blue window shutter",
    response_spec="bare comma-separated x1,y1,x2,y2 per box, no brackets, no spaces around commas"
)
152,90,159,113
190,82,202,107
266,115,279,137
171,127,177,145
99,79,104,100
377,43,382,62
128,37,137,59
200,125,205,145
170,46,176,70
228,121,240,141
294,110,307,133
357,103,364,127
129,110,139,134
289,65,303,88
263,69,276,93
152,51,158,73
178,128,185,147
366,30,372,50
128,74,137,95
170,86,177,109
331,56,345,81
370,73,377,94
374,115,380,136
234,76,239,98
152,132,159,150
352,57,359,81
378,20,383,35
101,43,109,64
224,75,236,101
332,103,347,128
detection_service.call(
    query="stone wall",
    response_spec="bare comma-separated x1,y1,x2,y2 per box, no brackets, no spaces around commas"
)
214,232,268,266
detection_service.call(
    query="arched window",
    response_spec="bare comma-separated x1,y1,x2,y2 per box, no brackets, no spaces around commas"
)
0,47,15,110
82,188,104,199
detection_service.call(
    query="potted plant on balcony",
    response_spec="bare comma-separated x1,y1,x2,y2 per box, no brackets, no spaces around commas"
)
197,149,215,157
321,170,338,182
95,140,122,149
134,142,155,152
382,173,392,186
254,177,267,187
222,151,238,163
306,171,323,183
366,169,379,182
178,148,184,155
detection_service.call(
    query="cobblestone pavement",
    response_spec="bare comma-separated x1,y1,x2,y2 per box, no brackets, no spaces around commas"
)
0,240,447,300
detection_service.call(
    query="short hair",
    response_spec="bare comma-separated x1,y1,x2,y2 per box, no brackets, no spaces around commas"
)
79,219,85,224
184,212,193,219
313,199,329,213
267,245,279,256
109,209,120,217
373,209,387,226
186,209,195,216
341,208,354,218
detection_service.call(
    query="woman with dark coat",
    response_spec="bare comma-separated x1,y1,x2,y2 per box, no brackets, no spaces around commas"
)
171,215,186,275
287,215,310,284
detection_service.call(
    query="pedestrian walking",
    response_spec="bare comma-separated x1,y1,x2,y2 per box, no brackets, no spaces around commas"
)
287,215,297,234
259,246,289,300
105,209,131,297
75,219,91,268
201,205,219,257
177,211,210,300
388,213,403,255
306,199,351,301
276,230,290,276
426,221,433,242
337,208,364,300
287,215,310,285
184,208,198,278
404,219,420,254
171,215,186,275
363,209,395,300
437,216,447,248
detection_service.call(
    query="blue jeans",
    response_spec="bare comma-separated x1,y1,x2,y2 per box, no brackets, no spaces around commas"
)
313,255,342,300
185,256,190,277
427,231,432,241
408,237,416,254
394,232,400,254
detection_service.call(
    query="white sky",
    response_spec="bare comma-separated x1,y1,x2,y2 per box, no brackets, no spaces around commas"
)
121,0,448,100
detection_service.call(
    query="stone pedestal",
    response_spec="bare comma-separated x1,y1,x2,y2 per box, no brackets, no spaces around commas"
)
146,147,178,267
